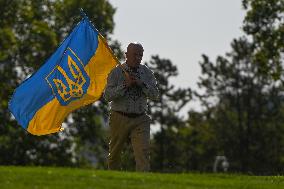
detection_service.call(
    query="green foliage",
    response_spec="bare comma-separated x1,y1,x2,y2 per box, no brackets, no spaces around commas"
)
195,36,284,174
242,0,284,78
2,0,283,174
69,102,110,168
150,110,217,173
0,0,117,167
145,55,192,127
185,0,284,174
145,55,192,172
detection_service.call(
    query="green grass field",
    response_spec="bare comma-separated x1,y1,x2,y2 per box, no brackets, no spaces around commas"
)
0,166,283,189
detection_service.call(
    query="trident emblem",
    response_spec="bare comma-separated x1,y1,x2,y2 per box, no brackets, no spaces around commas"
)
46,48,90,105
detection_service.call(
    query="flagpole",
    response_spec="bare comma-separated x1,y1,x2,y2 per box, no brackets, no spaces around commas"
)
79,8,130,78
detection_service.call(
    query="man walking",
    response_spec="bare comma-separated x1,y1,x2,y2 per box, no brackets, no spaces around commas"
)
104,42,159,171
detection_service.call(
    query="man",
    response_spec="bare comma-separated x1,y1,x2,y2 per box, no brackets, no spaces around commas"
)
104,42,159,171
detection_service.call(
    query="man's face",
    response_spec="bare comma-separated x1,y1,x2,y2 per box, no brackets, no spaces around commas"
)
126,44,144,68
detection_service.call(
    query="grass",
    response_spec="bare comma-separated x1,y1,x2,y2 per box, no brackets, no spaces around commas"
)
0,166,283,189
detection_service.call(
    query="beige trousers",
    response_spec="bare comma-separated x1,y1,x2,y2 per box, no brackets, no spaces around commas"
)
107,111,151,172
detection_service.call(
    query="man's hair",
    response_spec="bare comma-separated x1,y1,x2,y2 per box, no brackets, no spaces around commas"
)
127,42,144,52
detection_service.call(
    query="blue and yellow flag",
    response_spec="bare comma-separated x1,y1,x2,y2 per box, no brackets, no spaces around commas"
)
9,17,118,135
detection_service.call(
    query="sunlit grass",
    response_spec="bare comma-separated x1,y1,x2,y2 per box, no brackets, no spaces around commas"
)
0,166,283,189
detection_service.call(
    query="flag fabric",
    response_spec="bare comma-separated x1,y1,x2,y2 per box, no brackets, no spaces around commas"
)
9,17,118,135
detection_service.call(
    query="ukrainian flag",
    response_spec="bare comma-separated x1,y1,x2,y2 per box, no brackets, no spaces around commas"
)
9,17,118,135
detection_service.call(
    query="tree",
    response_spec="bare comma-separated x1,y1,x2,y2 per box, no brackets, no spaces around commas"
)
195,36,284,174
145,55,192,172
242,0,284,79
0,0,119,166
188,0,284,174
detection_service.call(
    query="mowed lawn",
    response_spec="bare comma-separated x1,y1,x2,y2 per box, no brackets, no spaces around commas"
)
0,166,283,189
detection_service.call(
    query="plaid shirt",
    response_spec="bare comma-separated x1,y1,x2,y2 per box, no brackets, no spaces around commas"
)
104,63,159,114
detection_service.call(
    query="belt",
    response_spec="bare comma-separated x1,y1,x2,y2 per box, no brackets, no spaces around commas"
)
114,111,145,118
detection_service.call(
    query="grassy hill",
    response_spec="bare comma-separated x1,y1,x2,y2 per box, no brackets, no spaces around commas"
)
0,166,283,189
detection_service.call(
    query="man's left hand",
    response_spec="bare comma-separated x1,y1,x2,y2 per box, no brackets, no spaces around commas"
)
132,77,144,87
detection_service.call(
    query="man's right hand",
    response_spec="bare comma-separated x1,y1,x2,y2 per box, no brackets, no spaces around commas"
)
124,74,137,87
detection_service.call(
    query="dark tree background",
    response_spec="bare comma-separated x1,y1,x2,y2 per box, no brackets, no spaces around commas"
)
0,0,120,167
1,0,283,174
192,0,284,174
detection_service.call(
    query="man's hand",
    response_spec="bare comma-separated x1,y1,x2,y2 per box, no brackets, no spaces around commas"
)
125,74,136,87
124,74,143,88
